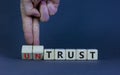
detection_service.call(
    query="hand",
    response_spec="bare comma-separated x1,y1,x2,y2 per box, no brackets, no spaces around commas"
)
40,0,60,22
20,0,60,45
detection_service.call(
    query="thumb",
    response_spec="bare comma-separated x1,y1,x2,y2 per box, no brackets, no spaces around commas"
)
22,0,40,17
26,8,40,17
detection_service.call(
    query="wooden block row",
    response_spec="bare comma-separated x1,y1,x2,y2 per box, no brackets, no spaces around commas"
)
22,45,98,60
44,49,98,60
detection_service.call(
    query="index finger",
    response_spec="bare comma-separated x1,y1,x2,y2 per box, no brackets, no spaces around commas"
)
22,16,33,45
33,18,40,45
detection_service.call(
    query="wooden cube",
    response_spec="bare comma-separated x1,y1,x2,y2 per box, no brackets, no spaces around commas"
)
87,49,98,60
21,45,33,60
66,49,76,60
76,49,87,60
44,49,55,60
33,45,44,60
55,49,65,60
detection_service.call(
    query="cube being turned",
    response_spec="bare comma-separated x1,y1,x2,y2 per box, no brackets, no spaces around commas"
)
33,45,44,60
21,45,33,60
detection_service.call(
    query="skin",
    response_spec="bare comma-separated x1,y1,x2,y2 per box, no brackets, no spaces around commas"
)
21,0,60,45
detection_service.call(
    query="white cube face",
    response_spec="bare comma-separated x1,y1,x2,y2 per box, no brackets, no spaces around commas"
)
21,45,33,53
21,45,32,60
21,45,33,60
87,49,98,60
22,53,33,60
33,46,44,60
66,49,76,60
55,49,65,60
76,49,87,60
33,53,43,60
44,49,55,60
33,46,44,53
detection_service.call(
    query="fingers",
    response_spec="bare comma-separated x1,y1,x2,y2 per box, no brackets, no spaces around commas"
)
47,1,57,15
28,8,40,17
22,0,40,17
21,0,60,45
32,0,41,7
40,1,49,22
22,16,33,45
33,18,40,45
